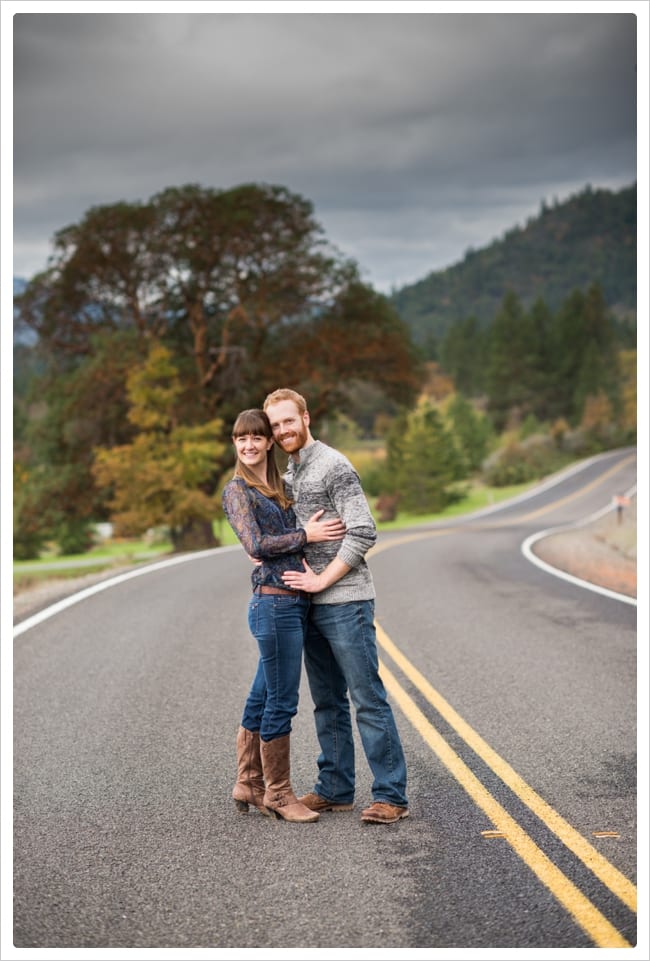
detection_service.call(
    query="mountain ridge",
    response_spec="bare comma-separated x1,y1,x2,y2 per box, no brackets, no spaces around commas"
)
389,183,636,352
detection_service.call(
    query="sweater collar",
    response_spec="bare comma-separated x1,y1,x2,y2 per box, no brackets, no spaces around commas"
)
289,439,321,472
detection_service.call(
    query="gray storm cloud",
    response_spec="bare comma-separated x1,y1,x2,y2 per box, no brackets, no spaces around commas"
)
11,9,638,291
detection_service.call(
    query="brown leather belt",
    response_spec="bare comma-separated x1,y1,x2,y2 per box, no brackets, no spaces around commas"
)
254,585,308,599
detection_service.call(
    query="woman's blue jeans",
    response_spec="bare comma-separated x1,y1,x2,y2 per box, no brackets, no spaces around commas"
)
240,593,309,742
303,599,408,807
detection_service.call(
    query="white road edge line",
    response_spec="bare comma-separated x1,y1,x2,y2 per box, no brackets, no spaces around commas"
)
13,545,242,638
521,485,637,607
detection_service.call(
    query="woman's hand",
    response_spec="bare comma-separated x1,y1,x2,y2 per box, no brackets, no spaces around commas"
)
303,509,346,543
282,559,323,593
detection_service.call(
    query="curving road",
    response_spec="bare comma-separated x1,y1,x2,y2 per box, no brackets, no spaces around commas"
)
12,448,638,949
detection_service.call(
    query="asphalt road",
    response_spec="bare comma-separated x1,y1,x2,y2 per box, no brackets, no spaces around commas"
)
12,448,638,951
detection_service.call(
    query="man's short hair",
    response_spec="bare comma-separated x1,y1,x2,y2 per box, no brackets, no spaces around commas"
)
263,388,307,415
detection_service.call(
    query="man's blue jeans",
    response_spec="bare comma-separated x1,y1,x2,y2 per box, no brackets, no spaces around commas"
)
241,593,309,742
304,599,408,807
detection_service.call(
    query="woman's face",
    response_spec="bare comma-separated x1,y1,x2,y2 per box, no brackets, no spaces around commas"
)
233,432,273,470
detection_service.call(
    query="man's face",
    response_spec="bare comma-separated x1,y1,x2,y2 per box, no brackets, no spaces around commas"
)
265,399,309,455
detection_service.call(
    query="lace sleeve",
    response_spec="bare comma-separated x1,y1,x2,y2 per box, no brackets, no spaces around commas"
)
222,480,306,558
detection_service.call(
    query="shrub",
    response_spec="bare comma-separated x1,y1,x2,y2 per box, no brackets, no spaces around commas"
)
55,520,95,556
482,434,570,486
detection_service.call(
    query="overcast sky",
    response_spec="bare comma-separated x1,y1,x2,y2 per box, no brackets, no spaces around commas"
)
5,3,645,294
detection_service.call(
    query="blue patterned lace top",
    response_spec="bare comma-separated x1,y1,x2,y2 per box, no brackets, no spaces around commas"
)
222,478,307,592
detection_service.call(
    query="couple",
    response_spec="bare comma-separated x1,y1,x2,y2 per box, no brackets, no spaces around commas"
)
222,388,409,826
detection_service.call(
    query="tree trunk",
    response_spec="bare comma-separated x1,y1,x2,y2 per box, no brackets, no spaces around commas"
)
171,519,219,552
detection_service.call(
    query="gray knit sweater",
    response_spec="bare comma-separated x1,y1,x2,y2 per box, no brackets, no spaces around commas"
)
284,440,376,604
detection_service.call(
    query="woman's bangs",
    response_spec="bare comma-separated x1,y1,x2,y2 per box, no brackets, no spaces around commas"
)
232,409,271,438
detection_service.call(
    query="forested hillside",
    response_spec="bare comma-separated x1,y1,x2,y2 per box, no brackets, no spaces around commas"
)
390,184,636,353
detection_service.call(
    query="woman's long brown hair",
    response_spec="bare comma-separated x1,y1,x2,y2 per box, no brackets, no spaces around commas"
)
231,409,292,509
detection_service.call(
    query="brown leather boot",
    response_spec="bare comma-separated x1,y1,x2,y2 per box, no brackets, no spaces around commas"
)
260,735,320,822
232,726,270,815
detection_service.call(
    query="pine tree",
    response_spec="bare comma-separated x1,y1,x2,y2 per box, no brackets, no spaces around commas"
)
440,314,486,396
486,291,537,430
92,343,226,551
446,394,493,473
550,283,620,422
392,402,463,514
527,297,556,421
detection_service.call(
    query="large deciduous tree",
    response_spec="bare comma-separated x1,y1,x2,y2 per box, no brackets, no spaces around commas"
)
267,281,423,421
15,182,423,550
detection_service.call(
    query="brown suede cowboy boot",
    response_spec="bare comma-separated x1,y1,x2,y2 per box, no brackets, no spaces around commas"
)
260,734,320,822
232,726,270,816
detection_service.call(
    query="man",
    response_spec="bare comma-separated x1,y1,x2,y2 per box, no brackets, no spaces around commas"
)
263,388,409,824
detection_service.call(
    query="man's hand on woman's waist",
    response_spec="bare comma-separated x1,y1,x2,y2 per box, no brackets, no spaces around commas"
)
281,556,352,594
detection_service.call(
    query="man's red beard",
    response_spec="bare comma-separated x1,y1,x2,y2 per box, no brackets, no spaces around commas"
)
277,423,309,454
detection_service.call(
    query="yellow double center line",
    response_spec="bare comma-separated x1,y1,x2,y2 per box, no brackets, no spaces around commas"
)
370,459,637,948
376,625,634,948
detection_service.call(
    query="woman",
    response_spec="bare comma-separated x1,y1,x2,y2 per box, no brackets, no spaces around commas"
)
222,408,345,823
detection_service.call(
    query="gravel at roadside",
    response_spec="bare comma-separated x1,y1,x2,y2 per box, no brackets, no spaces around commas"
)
531,498,636,598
